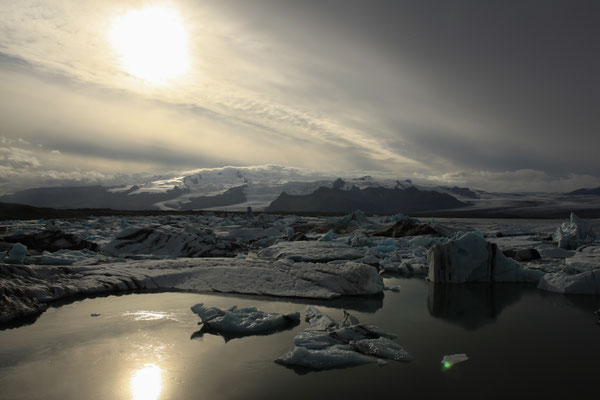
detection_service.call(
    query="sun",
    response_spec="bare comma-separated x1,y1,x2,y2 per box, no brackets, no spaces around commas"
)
109,5,190,84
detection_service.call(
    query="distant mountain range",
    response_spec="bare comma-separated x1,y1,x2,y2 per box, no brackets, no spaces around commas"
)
267,184,467,214
0,166,599,217
566,187,600,196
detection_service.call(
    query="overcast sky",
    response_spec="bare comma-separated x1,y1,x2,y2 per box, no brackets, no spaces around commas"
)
0,0,598,193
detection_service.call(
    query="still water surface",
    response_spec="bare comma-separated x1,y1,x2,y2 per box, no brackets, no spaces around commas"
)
1,278,599,399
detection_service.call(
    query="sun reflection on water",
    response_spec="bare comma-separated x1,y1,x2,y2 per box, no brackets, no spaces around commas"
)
131,364,162,400
122,310,177,321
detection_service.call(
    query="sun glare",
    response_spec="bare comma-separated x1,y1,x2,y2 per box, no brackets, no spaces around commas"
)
109,6,190,84
131,364,163,400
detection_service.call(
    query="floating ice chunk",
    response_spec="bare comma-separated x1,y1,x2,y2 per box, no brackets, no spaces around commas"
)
224,227,281,243
103,226,229,258
305,306,338,331
554,212,597,250
275,345,378,370
294,330,346,350
536,246,576,259
537,269,600,295
442,353,469,368
342,310,360,327
277,307,408,372
41,249,98,265
258,241,364,263
190,303,226,322
427,232,544,283
317,229,336,242
4,243,27,264
351,338,413,362
191,303,300,335
371,238,401,254
338,210,368,227
347,232,373,247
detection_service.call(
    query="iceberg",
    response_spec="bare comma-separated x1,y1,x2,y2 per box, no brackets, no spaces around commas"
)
4,243,27,264
427,232,543,283
275,345,378,370
554,212,597,250
190,303,300,338
276,307,411,371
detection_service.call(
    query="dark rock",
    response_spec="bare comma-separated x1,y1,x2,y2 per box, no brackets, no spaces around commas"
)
292,222,356,235
566,187,600,196
369,219,440,238
502,248,542,262
3,229,99,252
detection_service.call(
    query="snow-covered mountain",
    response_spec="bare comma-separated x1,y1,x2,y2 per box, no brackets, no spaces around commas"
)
1,165,599,217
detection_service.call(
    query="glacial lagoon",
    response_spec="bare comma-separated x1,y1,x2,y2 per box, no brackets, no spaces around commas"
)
1,277,598,400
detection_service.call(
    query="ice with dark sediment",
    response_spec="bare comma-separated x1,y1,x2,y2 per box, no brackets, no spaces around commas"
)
427,232,544,283
191,303,300,336
275,307,411,371
103,226,235,258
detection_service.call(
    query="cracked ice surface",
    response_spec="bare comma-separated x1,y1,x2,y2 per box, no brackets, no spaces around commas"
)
258,241,365,263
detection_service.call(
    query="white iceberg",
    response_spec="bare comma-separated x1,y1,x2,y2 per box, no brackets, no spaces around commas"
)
554,213,597,250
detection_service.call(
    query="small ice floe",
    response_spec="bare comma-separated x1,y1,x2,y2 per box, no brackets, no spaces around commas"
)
554,212,597,250
275,307,412,372
317,229,336,242
3,243,27,264
190,304,300,341
442,353,469,369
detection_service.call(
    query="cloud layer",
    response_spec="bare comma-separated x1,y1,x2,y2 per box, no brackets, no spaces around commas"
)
0,0,598,194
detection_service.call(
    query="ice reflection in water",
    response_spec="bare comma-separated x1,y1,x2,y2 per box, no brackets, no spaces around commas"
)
131,364,162,400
